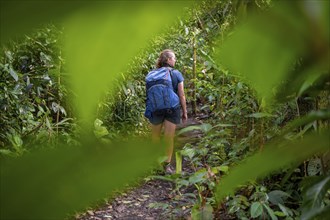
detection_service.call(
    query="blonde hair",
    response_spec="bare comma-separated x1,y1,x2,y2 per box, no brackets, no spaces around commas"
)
156,49,175,68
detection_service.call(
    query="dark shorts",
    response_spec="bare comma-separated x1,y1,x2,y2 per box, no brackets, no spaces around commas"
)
149,107,181,125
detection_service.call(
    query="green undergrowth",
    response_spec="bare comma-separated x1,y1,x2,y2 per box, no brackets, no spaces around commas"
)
1,0,329,219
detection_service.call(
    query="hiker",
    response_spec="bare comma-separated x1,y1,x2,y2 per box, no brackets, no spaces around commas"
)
145,49,188,174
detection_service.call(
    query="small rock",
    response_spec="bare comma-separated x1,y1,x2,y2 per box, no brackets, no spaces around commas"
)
117,205,125,213
87,210,94,216
103,214,112,219
122,200,132,204
137,197,146,202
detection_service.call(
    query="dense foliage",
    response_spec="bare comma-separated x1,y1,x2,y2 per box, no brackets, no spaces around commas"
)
98,1,330,219
1,0,329,219
98,0,241,138
0,25,78,156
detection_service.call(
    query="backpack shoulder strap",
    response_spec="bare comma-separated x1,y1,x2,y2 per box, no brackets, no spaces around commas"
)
167,67,176,92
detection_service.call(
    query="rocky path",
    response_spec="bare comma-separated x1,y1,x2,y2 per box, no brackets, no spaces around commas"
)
77,180,175,219
76,118,204,220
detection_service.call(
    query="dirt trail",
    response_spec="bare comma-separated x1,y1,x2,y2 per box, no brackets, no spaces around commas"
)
77,118,204,220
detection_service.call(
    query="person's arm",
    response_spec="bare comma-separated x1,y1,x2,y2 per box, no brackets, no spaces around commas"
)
177,82,187,122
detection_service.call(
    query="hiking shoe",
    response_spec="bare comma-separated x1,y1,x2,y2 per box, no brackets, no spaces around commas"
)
165,163,175,175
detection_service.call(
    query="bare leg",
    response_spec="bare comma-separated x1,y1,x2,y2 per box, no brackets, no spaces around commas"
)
163,120,176,163
151,123,162,142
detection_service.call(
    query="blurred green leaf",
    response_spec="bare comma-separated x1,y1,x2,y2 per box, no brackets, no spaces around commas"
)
215,1,329,107
0,1,109,44
64,1,191,127
0,139,163,220
301,176,330,220
298,71,325,97
93,119,109,138
0,149,14,157
280,110,330,136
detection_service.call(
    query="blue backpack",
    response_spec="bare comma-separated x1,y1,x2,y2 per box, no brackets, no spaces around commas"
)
144,67,180,118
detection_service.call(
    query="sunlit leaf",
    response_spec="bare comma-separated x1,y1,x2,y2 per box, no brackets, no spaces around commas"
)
9,68,18,81
181,148,196,159
250,202,263,218
192,203,214,220
189,169,207,184
177,125,202,136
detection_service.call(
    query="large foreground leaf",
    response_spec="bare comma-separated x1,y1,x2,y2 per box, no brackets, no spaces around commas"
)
301,176,330,220
0,139,163,220
64,1,192,127
215,1,329,106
